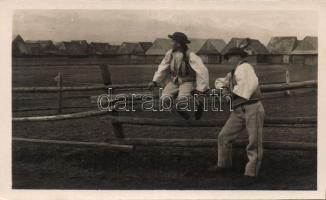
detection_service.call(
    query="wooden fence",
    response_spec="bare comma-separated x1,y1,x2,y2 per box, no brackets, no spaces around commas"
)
12,69,318,152
12,114,317,151
13,77,317,114
13,66,317,114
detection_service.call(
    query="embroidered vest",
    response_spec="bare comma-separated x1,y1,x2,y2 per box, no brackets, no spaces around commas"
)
170,50,196,84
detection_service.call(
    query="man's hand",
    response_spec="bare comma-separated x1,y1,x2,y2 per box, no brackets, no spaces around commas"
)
147,81,157,90
193,89,210,96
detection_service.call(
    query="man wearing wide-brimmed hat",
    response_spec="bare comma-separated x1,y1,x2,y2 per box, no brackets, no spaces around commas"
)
209,40,265,183
148,32,209,120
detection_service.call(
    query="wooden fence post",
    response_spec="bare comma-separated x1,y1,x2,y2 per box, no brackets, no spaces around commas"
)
55,72,63,114
99,64,112,86
285,70,291,96
112,121,124,138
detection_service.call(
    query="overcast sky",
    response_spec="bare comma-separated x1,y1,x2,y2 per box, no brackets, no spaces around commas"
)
13,10,318,45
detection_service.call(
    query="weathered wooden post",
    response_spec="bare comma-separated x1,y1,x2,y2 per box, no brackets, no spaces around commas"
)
111,121,124,138
55,72,63,114
285,70,291,96
99,64,112,86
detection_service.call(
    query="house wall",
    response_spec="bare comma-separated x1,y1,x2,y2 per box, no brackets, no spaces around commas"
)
290,55,305,64
114,55,130,64
221,55,257,64
256,55,270,64
290,55,318,66
198,55,221,64
304,55,318,66
145,55,164,64
129,55,146,64
267,55,289,64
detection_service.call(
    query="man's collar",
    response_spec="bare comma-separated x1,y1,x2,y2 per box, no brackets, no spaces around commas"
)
237,59,248,66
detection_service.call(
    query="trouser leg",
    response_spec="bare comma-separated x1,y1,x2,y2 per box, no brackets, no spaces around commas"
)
175,82,195,111
160,81,194,119
217,110,245,168
160,81,179,111
244,102,265,177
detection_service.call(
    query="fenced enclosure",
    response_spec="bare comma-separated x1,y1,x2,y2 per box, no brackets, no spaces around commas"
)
11,62,317,191
13,63,316,114
12,65,318,152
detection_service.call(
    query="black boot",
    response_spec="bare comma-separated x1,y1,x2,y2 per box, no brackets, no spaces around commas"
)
176,111,190,120
195,101,204,120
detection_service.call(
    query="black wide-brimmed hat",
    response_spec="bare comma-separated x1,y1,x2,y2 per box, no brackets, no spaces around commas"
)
224,47,248,58
168,32,191,44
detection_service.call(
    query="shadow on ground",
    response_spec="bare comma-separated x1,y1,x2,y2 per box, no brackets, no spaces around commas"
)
12,144,316,190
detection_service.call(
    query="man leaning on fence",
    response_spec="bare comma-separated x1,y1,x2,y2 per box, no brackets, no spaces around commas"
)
209,39,265,185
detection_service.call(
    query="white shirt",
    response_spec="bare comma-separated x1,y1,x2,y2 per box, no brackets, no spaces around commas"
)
152,49,210,92
215,62,258,100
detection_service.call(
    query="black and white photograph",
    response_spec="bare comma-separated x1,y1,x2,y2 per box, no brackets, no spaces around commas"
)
1,0,326,199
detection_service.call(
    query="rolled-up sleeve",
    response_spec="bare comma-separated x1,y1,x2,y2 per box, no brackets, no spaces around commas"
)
152,49,172,83
232,63,258,100
189,52,210,92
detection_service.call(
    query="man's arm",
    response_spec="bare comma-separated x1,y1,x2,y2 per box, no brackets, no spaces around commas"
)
152,49,172,84
189,52,210,92
232,63,259,100
215,72,231,89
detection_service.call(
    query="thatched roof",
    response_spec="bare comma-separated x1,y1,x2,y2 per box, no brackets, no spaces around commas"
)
116,42,145,55
267,36,298,54
89,42,112,55
197,39,226,55
54,42,67,54
12,35,30,56
221,38,245,55
58,41,89,56
291,36,318,55
139,42,153,52
24,43,44,55
221,38,269,55
145,38,171,55
25,40,57,54
13,34,25,44
63,40,90,56
187,38,207,53
107,45,120,55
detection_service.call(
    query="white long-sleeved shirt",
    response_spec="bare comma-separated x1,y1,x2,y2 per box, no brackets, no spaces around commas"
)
214,62,259,100
152,49,209,92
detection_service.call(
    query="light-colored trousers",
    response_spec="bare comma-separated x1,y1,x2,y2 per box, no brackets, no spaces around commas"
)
160,81,195,111
217,101,265,177
161,81,194,98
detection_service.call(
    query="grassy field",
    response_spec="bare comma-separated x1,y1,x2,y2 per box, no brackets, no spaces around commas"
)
13,63,317,87
12,63,317,113
12,63,317,189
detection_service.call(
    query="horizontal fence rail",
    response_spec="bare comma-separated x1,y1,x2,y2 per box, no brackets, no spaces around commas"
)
12,109,113,122
109,138,316,151
109,116,317,127
13,137,133,152
12,80,317,93
12,108,317,126
12,83,148,93
260,80,317,92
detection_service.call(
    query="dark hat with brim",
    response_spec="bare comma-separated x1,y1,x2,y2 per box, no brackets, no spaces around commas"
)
168,32,191,44
224,47,248,58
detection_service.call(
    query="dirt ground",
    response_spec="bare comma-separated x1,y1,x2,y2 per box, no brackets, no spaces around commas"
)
12,63,317,190
12,91,317,190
